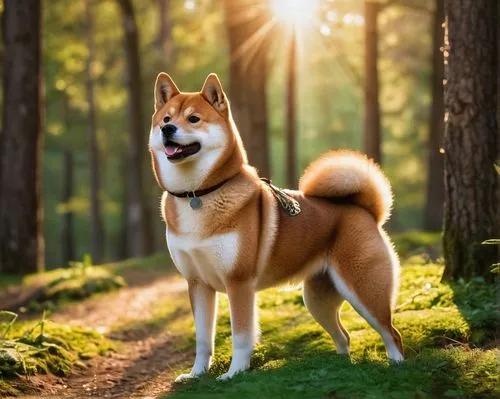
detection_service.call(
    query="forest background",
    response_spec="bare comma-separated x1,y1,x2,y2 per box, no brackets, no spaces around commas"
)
0,0,446,269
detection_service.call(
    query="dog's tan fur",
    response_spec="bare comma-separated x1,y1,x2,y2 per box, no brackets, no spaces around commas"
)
149,73,404,381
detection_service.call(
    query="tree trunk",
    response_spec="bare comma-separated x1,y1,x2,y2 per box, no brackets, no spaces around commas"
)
364,0,382,164
442,0,499,281
85,0,105,263
60,94,75,266
156,0,174,70
117,0,155,257
223,0,271,177
118,155,129,260
286,33,297,188
0,0,44,274
424,0,445,231
61,149,75,266
497,0,500,129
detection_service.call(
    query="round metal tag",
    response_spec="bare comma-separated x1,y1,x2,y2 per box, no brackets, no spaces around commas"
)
190,197,202,209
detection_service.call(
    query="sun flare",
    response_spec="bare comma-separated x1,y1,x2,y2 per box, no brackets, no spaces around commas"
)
271,0,319,27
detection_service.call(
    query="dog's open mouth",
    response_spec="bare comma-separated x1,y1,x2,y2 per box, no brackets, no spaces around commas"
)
164,141,201,161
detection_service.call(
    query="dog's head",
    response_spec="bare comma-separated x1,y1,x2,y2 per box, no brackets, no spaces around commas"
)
149,73,246,192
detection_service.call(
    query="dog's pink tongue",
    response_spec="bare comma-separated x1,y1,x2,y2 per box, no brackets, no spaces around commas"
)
165,145,182,156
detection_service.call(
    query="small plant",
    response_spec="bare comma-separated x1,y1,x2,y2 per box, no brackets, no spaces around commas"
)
68,253,93,278
481,239,500,275
0,310,113,395
0,311,17,339
16,255,127,313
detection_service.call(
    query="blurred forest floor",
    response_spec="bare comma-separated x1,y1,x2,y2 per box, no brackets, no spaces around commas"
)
1,254,192,397
1,233,498,398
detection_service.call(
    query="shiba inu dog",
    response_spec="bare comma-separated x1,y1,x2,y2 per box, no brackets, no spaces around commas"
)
149,73,404,381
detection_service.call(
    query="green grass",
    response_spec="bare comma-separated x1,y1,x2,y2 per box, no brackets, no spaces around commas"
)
0,252,172,314
21,262,126,313
0,312,113,396
392,231,442,260
107,251,172,276
23,252,173,313
151,258,498,398
0,274,22,290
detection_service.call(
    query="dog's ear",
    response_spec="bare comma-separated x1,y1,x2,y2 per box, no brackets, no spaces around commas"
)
201,73,227,113
154,73,180,111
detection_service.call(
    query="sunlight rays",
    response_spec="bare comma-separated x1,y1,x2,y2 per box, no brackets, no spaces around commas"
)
227,0,365,77
227,0,320,75
271,0,319,27
231,16,279,71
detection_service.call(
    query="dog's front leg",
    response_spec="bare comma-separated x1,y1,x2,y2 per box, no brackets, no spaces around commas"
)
218,279,257,381
175,280,217,382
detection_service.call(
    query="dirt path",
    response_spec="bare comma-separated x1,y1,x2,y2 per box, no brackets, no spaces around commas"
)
50,331,189,398
18,274,193,398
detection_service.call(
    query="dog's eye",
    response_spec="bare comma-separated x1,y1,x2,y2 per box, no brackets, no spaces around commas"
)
188,115,200,123
163,116,171,123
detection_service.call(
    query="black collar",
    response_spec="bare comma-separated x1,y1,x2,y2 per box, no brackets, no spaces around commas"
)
167,178,231,199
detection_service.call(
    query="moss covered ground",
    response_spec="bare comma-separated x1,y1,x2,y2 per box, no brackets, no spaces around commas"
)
0,312,113,396
10,256,126,313
0,232,498,398
152,259,499,398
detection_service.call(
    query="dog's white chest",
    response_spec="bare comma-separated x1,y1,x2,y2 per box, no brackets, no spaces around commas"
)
167,230,239,292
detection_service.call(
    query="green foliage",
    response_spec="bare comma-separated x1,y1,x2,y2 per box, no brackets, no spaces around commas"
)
481,239,500,274
481,239,500,245
0,274,22,289
0,311,112,396
19,256,126,313
449,278,499,342
106,251,173,277
0,311,18,340
32,0,438,266
40,0,230,267
392,230,442,259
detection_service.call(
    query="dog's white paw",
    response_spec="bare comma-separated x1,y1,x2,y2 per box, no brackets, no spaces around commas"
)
175,368,208,383
216,365,249,381
217,346,252,381
175,373,200,383
216,370,240,381
175,355,211,383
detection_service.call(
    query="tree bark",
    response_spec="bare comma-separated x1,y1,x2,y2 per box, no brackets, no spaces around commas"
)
0,0,45,274
424,0,445,231
61,149,75,265
117,0,155,257
442,0,499,281
364,0,382,164
286,33,297,188
118,155,129,260
60,94,75,266
156,0,175,70
223,0,271,177
85,0,105,263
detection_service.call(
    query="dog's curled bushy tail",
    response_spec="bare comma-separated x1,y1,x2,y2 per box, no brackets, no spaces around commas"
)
299,150,393,225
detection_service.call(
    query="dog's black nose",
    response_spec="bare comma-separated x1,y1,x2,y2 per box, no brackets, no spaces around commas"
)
161,124,177,140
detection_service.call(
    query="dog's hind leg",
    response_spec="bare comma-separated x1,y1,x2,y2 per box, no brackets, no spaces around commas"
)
328,228,404,362
328,264,403,362
303,271,350,355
